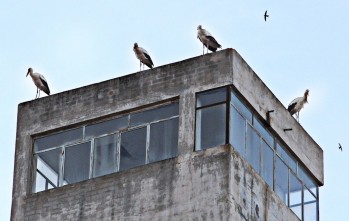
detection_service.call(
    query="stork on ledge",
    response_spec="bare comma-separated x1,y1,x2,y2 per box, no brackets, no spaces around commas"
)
133,43,154,71
197,25,222,55
287,89,309,122
26,67,50,99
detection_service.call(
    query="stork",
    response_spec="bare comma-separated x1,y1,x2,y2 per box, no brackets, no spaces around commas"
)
287,89,309,122
26,67,50,99
197,25,222,55
133,43,154,71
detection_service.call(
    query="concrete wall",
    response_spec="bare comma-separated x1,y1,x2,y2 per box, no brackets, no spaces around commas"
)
12,49,322,220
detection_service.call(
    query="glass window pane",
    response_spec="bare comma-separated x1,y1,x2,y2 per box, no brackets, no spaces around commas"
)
131,102,179,127
149,118,179,163
197,87,227,108
195,104,226,151
253,117,274,147
276,143,297,173
120,127,147,171
298,166,318,197
246,125,260,173
230,106,246,156
34,128,83,152
85,116,128,138
261,141,274,188
93,134,117,178
36,148,61,189
290,172,303,220
304,187,318,221
64,142,91,184
230,91,252,123
35,172,47,193
275,156,288,205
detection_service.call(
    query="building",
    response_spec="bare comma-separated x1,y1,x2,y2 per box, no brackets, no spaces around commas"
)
11,49,323,221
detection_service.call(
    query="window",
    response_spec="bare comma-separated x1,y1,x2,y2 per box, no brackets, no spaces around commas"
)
195,86,320,221
33,101,179,193
195,87,227,150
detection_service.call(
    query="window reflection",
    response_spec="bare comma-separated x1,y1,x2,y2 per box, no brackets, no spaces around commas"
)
93,134,117,178
246,125,260,173
289,172,302,219
85,117,128,138
197,87,227,108
36,148,61,190
120,127,147,171
253,117,273,147
230,91,252,123
64,142,91,184
149,118,178,163
261,141,274,188
304,187,318,221
276,143,297,173
196,104,226,150
230,106,245,156
276,156,289,205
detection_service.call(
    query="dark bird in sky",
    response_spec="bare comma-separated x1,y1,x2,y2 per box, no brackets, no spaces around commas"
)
264,10,269,21
287,89,309,122
133,43,154,71
339,143,342,151
197,25,222,55
26,67,50,99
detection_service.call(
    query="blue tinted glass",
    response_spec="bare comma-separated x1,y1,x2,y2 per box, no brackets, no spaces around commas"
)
230,106,246,156
34,128,83,152
246,125,260,173
276,143,297,173
93,134,117,178
289,172,302,219
304,187,318,221
230,91,252,123
195,104,226,151
253,117,274,147
131,102,179,127
298,166,317,197
261,141,274,188
85,116,128,138
197,87,227,108
275,156,288,205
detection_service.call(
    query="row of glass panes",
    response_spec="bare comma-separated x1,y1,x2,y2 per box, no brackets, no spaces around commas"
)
195,86,318,221
33,102,179,193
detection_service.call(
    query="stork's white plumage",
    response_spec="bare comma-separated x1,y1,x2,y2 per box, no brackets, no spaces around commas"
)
26,67,50,99
197,25,222,55
133,43,154,71
287,89,309,122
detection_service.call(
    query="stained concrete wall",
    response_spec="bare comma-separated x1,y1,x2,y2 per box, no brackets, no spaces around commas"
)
12,49,322,220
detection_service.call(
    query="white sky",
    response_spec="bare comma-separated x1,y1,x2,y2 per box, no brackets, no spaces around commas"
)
1,1,348,220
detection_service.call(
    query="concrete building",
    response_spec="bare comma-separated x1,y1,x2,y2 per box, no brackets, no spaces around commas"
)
11,49,323,221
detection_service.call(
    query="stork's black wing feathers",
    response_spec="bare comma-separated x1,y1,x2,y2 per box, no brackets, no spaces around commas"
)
207,36,221,48
40,76,50,95
287,102,297,113
143,53,154,69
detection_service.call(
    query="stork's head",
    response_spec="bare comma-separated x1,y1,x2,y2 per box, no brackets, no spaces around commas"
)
133,43,138,49
304,89,309,102
197,25,202,30
26,67,33,77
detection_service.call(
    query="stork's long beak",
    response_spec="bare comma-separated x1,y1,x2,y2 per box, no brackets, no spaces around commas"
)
26,72,29,77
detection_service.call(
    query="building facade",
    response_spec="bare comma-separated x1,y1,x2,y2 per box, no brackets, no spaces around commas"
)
11,49,323,221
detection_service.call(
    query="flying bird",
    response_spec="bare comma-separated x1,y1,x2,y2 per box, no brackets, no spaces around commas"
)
287,89,309,122
264,10,269,21
26,67,50,99
339,143,342,151
133,43,154,71
197,25,222,55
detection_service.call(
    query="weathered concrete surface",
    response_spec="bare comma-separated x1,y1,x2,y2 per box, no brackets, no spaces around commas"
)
12,49,322,220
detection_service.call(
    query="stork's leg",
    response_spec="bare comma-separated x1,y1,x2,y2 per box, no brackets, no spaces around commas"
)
202,44,204,55
139,61,142,71
35,88,39,99
38,89,41,98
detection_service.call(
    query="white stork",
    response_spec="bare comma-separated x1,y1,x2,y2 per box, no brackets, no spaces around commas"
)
133,43,154,71
287,89,309,122
197,25,222,55
26,67,50,99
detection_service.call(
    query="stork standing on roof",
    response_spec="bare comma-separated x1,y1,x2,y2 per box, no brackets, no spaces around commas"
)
287,89,309,122
26,67,50,99
133,43,154,71
197,25,222,55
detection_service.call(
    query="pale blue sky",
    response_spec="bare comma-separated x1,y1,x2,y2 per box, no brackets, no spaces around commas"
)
1,1,348,220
